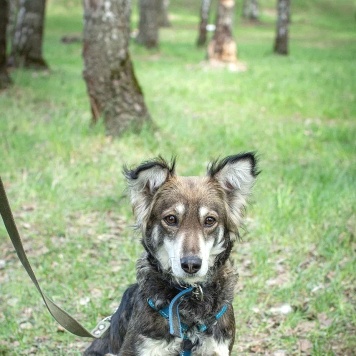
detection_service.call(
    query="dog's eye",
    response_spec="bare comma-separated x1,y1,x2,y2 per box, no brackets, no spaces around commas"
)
204,216,216,227
163,215,178,226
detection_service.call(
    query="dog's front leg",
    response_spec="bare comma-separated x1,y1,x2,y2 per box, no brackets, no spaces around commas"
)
116,332,139,356
194,336,231,356
117,305,181,356
120,335,181,356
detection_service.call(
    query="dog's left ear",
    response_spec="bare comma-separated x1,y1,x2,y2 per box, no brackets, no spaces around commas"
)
208,152,259,230
123,157,176,229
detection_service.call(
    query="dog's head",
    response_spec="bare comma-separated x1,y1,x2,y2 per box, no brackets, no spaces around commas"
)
124,153,258,284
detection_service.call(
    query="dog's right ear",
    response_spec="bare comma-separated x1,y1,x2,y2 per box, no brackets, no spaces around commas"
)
123,157,176,229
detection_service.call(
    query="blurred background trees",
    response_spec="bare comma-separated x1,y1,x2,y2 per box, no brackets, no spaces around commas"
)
0,0,12,89
136,0,161,48
242,0,259,22
136,0,171,49
158,0,170,27
0,0,296,132
8,0,48,69
274,0,290,55
197,0,212,46
207,0,241,68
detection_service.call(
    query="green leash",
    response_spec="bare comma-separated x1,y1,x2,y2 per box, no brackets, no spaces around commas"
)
0,176,106,338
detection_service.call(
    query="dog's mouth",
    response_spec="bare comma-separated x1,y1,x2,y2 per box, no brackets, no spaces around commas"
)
170,274,208,289
170,265,211,286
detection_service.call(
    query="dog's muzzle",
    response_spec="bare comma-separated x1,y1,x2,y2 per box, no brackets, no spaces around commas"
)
180,256,202,274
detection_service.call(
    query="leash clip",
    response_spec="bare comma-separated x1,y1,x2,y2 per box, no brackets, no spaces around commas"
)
91,315,112,338
192,284,204,301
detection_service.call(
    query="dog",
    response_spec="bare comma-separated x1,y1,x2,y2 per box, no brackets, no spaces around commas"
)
84,152,258,356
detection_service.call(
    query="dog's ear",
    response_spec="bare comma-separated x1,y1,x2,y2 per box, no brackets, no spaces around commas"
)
123,157,176,229
207,152,259,232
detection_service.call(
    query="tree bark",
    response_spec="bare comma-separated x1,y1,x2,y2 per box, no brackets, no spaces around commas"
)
274,0,290,55
0,0,12,89
196,0,212,47
8,0,48,69
208,0,237,63
242,0,259,21
136,0,160,49
82,0,151,136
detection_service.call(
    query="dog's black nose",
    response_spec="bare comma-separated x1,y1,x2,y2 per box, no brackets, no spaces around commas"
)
180,256,202,274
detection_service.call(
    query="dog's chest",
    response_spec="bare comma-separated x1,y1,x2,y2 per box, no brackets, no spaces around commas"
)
138,334,230,356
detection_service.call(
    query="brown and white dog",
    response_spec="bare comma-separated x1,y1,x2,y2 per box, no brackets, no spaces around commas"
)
84,153,258,356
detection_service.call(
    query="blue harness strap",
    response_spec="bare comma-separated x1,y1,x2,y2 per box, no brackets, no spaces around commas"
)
168,287,194,338
147,288,192,338
147,289,229,356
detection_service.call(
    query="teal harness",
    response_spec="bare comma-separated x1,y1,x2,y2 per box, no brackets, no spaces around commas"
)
147,287,228,356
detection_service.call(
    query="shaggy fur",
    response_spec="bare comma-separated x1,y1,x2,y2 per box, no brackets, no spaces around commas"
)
84,153,258,356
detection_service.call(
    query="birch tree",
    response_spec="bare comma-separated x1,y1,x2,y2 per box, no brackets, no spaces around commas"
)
242,0,259,21
197,0,212,46
8,0,48,69
82,0,151,136
208,0,237,64
158,0,170,27
274,0,290,55
136,0,161,48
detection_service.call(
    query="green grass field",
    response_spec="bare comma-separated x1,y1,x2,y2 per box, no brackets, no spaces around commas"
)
0,0,355,354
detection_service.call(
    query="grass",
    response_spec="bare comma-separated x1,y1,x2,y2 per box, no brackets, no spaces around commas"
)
0,0,355,354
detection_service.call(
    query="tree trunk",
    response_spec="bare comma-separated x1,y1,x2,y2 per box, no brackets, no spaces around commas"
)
242,0,259,21
0,0,12,89
7,0,19,43
208,0,237,63
8,0,48,69
196,0,212,47
136,0,160,49
274,0,290,55
158,0,170,27
82,0,151,136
